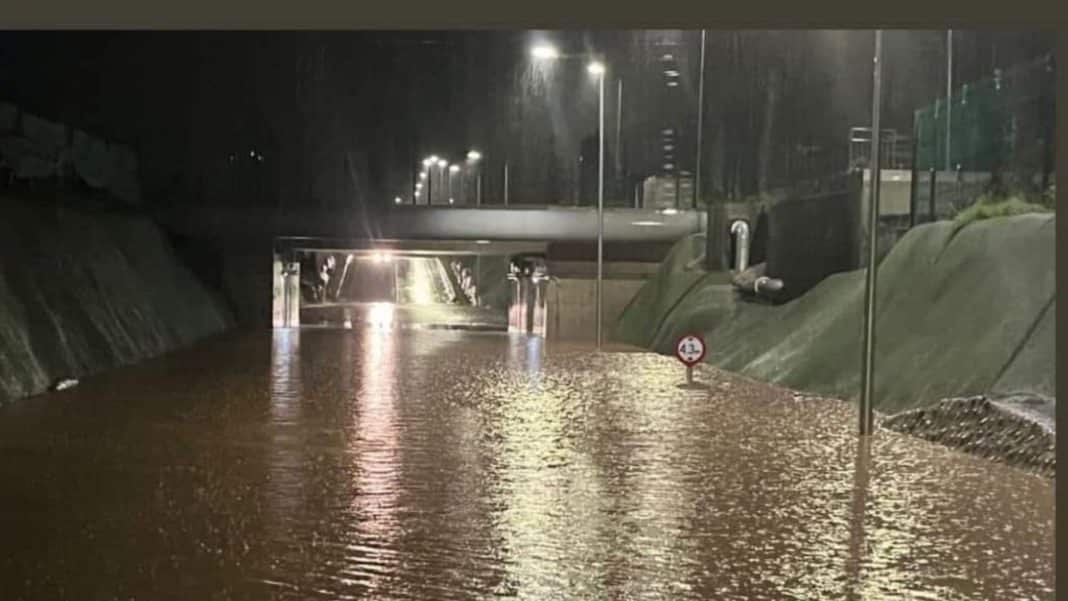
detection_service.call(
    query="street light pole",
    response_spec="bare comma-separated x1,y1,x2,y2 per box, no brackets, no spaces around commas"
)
615,77,623,197
946,30,954,172
695,29,707,209
530,44,607,347
859,30,884,437
594,62,606,351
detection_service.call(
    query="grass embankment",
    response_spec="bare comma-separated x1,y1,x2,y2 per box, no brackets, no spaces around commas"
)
615,210,1055,415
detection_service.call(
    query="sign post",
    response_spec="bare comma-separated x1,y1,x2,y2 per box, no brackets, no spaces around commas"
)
675,333,707,386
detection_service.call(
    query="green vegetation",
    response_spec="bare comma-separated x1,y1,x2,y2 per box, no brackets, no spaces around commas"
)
953,193,1051,228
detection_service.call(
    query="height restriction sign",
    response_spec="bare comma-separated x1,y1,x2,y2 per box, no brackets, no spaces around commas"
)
675,334,706,366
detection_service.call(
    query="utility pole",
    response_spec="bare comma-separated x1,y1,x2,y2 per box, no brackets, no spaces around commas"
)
695,29,707,209
595,67,605,350
946,30,954,172
859,30,884,437
503,161,510,206
615,77,623,200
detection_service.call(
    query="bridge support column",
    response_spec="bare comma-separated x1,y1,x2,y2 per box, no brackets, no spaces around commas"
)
507,255,549,336
272,253,300,328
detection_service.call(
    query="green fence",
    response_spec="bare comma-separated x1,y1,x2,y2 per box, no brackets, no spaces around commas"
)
914,54,1055,185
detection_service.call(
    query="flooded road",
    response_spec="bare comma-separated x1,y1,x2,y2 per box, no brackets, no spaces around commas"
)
0,328,1054,600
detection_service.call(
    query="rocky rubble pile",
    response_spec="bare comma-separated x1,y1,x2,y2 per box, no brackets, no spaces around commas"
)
882,395,1055,478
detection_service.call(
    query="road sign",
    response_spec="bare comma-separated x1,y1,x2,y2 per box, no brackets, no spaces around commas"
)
675,334,706,366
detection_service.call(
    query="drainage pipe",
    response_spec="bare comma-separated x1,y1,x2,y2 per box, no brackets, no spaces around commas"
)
730,220,750,273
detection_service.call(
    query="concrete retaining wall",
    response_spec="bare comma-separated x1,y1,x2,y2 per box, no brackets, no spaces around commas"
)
0,195,232,403
546,278,646,342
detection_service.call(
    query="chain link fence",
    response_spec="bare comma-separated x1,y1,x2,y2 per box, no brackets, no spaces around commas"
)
912,53,1055,215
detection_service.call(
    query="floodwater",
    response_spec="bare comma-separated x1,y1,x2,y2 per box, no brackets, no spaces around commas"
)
0,327,1055,600
302,301,507,331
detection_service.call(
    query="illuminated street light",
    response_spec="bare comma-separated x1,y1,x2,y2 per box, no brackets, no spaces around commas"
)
529,46,608,348
394,196,403,204
449,164,460,173
437,158,447,168
531,44,560,60
422,157,433,167
467,150,483,206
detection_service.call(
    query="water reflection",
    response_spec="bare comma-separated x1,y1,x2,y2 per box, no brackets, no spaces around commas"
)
0,328,1055,600
268,329,306,520
846,435,872,600
345,325,400,594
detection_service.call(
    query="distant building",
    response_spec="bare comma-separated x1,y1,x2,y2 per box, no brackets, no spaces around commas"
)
641,173,694,209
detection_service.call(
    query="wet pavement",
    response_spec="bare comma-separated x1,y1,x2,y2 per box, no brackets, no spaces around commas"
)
301,301,507,331
0,327,1055,600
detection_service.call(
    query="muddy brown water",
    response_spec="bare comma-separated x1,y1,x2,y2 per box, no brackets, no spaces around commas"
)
0,328,1054,600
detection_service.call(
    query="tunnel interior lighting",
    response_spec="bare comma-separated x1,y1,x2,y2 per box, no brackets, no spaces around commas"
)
531,44,560,60
367,302,394,328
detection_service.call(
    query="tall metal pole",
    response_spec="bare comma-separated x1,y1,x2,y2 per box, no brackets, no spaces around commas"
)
946,30,953,172
859,30,884,437
420,166,429,207
596,70,605,350
503,161,510,206
695,29,707,209
615,77,623,197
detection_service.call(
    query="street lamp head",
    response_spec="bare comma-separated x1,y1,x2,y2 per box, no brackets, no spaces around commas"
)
466,150,482,162
587,61,606,76
437,158,448,168
531,44,560,60
394,196,403,204
448,198,455,205
419,171,427,179
422,158,433,167
449,164,460,173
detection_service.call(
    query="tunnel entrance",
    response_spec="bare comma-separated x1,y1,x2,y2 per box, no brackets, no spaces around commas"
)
271,238,534,332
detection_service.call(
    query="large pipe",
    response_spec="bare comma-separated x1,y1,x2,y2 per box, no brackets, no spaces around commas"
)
753,275,784,294
730,219,750,273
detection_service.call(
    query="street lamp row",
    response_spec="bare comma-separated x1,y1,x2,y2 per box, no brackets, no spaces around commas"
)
407,151,483,205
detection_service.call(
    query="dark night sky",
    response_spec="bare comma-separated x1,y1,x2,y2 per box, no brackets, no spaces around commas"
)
0,30,1055,213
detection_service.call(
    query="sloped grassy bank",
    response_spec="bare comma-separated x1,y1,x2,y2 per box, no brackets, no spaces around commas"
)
0,196,233,403
616,213,1055,474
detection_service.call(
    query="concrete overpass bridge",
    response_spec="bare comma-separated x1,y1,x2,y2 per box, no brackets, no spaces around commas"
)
155,202,725,334
160,203,708,245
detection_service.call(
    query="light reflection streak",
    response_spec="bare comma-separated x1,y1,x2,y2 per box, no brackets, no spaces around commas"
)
612,361,700,598
267,328,306,521
346,325,400,594
490,336,612,598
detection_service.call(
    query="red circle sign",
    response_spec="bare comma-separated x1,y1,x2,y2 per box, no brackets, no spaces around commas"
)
675,334,706,366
